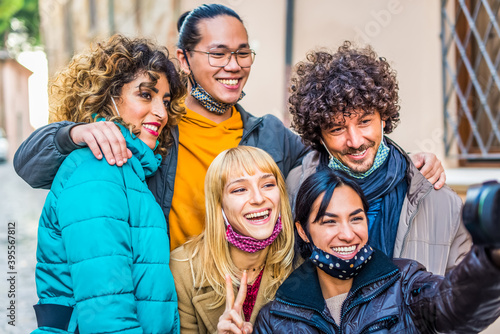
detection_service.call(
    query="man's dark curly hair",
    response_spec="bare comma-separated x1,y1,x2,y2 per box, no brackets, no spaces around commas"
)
289,41,400,151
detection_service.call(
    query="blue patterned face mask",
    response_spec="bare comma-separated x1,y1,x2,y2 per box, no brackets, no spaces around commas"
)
190,83,245,115
310,244,374,280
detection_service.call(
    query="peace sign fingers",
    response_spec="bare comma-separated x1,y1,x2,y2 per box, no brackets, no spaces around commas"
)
218,272,253,334
233,270,248,315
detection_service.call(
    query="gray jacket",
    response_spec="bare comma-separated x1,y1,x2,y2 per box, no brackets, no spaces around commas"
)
285,137,472,275
14,104,309,233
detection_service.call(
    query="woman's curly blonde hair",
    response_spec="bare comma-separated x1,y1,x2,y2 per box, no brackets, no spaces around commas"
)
49,34,186,156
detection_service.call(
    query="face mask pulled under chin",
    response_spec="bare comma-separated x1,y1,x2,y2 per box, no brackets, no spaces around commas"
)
190,82,245,115
222,209,282,253
309,243,374,280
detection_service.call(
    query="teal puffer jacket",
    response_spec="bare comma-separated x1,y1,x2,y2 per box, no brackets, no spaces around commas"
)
33,124,179,334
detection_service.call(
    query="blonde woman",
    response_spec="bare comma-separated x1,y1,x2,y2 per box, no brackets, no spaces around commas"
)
170,146,295,334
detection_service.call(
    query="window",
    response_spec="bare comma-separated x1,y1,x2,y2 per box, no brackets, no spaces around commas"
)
442,0,500,164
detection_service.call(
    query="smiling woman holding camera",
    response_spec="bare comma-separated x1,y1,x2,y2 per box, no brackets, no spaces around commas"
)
254,169,500,334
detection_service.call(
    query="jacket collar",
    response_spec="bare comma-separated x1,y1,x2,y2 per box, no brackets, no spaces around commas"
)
116,123,162,180
384,137,433,208
275,249,399,313
236,104,263,139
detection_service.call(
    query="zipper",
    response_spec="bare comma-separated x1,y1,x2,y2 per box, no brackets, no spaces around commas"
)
274,298,338,333
358,315,399,334
338,269,400,334
399,186,433,256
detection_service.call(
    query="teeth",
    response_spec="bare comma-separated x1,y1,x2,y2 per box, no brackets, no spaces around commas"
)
331,245,357,254
143,124,159,132
245,209,269,220
218,79,238,86
351,150,366,156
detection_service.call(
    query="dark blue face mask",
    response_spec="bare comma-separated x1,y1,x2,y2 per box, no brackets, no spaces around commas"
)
310,244,374,280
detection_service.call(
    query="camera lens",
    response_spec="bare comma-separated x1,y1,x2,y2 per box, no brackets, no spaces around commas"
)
463,181,500,247
478,183,500,240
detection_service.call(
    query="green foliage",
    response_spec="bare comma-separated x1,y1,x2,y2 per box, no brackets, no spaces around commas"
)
0,0,40,48
0,0,23,37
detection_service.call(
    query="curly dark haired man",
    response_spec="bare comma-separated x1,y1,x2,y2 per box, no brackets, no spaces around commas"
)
286,41,472,275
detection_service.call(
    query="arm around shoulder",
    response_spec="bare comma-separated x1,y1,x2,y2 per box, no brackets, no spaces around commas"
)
14,121,80,189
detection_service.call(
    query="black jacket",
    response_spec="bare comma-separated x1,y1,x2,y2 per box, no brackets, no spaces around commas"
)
254,247,500,333
14,104,309,233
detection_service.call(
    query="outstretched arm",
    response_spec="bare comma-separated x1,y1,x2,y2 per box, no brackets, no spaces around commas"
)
14,121,131,189
408,246,500,333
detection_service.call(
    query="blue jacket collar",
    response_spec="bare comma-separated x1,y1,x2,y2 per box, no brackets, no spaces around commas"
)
114,122,162,178
276,249,399,314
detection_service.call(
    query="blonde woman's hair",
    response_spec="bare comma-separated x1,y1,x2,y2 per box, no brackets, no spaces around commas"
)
183,146,295,308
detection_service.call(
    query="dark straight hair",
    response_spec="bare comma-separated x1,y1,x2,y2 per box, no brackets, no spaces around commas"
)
294,168,369,260
177,4,243,51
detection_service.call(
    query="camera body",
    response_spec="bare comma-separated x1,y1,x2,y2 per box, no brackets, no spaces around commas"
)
462,180,500,247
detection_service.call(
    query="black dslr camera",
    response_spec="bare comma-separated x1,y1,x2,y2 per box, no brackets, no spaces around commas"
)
462,180,500,247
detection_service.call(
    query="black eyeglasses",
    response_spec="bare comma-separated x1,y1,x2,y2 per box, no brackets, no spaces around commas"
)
188,47,256,68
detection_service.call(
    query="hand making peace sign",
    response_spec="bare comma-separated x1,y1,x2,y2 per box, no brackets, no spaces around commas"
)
217,271,253,334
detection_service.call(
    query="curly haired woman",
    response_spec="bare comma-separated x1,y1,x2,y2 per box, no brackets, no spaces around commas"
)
32,34,185,333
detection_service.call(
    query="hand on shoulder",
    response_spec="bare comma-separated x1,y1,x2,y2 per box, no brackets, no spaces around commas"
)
70,122,132,166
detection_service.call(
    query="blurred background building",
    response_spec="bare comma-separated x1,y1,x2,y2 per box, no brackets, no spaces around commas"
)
0,51,32,161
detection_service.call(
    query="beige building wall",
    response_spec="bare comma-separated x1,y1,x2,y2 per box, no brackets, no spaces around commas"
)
292,0,446,165
39,0,179,74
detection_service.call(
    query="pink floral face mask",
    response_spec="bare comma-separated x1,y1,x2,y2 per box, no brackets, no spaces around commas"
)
222,210,282,253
